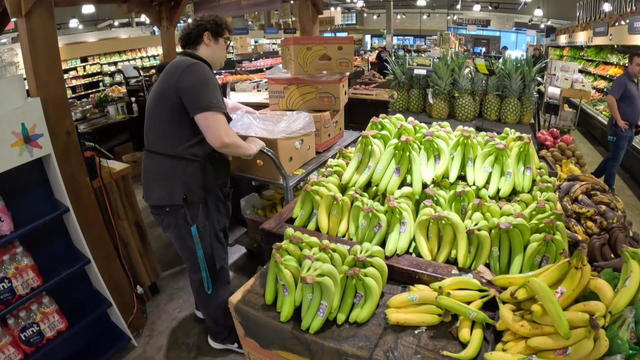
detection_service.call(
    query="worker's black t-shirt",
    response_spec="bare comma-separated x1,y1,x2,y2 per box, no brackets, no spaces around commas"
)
142,51,229,206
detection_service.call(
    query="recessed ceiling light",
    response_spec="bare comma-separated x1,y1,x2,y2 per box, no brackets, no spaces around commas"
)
81,4,95,14
113,20,119,26
78,23,84,29
533,6,543,17
473,2,481,11
69,18,79,28
423,14,427,19
540,23,545,28
330,6,335,11
356,1,365,8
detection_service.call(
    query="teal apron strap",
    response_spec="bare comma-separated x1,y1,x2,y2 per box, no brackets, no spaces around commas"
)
190,224,213,294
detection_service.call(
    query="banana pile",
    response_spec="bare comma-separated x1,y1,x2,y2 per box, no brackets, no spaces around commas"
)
558,174,628,244
254,187,287,218
489,248,612,359
264,228,388,333
385,277,494,360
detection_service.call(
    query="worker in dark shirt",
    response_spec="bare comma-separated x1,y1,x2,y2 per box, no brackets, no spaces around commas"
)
142,15,264,353
592,53,640,192
532,46,546,66
375,47,391,77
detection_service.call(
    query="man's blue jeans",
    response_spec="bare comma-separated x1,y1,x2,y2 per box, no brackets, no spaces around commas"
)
592,127,635,191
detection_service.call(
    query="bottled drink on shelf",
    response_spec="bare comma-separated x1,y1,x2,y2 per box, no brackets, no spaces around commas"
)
0,325,23,360
15,309,45,354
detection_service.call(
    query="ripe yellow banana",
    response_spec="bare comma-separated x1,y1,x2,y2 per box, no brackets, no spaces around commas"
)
436,295,495,325
491,261,558,288
498,300,556,337
609,251,640,314
535,332,595,360
384,304,443,315
458,296,491,345
587,277,615,308
442,322,484,359
566,301,607,317
526,327,592,351
483,351,531,360
431,276,487,292
387,290,437,308
585,328,609,360
386,312,442,326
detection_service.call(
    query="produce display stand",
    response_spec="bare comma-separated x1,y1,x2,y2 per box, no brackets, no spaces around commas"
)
229,267,495,360
259,199,493,286
396,112,536,136
233,130,360,204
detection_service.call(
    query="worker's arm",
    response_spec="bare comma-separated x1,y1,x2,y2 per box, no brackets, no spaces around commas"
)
224,98,258,114
194,111,264,158
605,95,629,130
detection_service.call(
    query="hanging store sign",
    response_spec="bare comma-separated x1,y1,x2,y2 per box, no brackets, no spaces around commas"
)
453,18,491,27
264,27,280,35
283,28,297,34
628,15,640,34
576,0,636,25
593,22,609,37
233,27,250,35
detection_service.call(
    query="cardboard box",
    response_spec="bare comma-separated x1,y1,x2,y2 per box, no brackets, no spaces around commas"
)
311,110,344,152
231,132,315,181
552,73,573,89
268,75,348,111
548,60,579,76
281,36,354,75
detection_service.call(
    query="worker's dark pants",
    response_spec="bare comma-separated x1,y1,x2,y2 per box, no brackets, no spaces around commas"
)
150,185,237,344
593,127,635,192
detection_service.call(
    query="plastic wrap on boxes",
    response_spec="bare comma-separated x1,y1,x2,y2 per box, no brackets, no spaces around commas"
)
230,110,315,138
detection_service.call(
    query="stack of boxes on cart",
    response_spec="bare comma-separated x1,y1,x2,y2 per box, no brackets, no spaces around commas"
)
231,36,354,181
544,60,591,128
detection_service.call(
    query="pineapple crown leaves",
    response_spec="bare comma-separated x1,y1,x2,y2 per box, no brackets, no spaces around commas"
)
389,57,408,90
472,71,487,96
486,75,502,96
453,67,473,96
430,58,454,97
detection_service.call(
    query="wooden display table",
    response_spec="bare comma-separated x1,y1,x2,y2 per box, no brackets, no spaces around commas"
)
229,268,494,360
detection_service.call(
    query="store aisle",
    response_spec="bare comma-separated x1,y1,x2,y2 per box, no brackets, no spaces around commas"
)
574,129,640,224
116,244,258,360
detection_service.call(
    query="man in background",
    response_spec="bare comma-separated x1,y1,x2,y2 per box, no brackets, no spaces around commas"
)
592,53,640,192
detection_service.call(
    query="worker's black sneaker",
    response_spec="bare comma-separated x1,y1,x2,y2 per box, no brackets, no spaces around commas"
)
208,336,244,354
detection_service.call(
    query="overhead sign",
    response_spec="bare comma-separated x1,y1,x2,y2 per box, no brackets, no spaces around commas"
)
264,27,280,35
628,16,640,34
453,18,491,27
576,0,636,25
467,25,478,32
319,16,336,27
283,28,297,34
593,22,609,37
232,27,250,35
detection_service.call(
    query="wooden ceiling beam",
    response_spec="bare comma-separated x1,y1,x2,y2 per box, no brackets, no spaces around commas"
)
53,0,128,7
4,0,37,18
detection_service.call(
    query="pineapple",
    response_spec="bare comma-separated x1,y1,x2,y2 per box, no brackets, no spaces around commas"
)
453,68,476,122
408,75,427,113
429,57,454,120
472,72,486,118
499,59,523,124
482,75,502,122
520,57,545,124
389,58,409,112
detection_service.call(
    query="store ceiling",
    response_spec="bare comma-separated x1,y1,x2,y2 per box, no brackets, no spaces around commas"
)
335,0,580,22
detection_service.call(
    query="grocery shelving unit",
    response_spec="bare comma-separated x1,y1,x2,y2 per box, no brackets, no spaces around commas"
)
61,46,162,99
546,24,640,184
0,76,132,358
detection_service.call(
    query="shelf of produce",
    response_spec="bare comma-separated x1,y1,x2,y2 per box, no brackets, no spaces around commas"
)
232,130,360,203
99,55,160,64
64,71,102,79
568,98,608,125
65,78,102,88
62,62,100,70
68,88,104,98
578,68,619,81
259,199,494,286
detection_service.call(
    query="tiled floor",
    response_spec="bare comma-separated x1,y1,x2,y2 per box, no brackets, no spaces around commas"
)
115,129,640,359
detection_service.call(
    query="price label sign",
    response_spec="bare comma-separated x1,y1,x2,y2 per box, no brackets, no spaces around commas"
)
593,22,609,37
629,16,640,34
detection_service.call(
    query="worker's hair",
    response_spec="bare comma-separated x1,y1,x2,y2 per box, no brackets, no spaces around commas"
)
629,53,640,65
179,15,232,51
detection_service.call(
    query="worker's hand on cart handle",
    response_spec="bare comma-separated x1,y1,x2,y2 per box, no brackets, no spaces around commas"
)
617,119,630,130
243,137,266,159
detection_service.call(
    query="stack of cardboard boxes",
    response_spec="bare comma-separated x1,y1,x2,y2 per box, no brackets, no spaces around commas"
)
269,36,354,152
